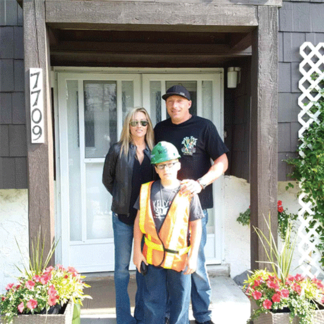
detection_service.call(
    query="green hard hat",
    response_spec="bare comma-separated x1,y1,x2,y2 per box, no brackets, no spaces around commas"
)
151,141,181,164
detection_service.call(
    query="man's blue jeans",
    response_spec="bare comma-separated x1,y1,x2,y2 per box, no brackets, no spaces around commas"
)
113,214,144,324
144,265,191,324
191,209,212,323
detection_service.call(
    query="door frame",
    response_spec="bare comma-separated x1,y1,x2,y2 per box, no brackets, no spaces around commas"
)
53,67,225,270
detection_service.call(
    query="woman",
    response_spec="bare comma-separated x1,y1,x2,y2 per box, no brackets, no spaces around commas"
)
102,107,154,324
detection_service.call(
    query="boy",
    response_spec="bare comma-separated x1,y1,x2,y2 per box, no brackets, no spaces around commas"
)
133,141,203,324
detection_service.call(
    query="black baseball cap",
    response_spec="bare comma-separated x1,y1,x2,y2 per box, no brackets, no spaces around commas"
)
162,85,191,101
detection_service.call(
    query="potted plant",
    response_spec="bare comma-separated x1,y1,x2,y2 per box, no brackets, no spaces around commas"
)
244,216,324,324
0,231,91,324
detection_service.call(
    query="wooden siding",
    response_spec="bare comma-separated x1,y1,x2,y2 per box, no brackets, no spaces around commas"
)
45,1,258,31
277,1,324,181
251,6,278,270
45,0,282,6
0,0,26,189
23,0,55,262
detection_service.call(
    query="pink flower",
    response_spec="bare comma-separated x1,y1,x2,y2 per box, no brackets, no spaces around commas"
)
40,273,51,285
18,302,24,313
253,280,261,289
263,299,272,309
25,280,35,290
267,280,279,290
26,299,38,310
292,283,302,295
5,283,14,290
44,266,54,274
67,266,78,277
281,289,289,298
48,285,58,297
294,274,304,282
272,293,281,303
48,295,59,306
33,275,41,282
252,291,262,300
56,264,65,271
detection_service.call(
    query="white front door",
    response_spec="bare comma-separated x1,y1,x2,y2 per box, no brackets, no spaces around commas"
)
56,70,224,272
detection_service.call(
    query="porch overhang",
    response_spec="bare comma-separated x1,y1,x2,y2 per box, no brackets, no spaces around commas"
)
23,0,278,271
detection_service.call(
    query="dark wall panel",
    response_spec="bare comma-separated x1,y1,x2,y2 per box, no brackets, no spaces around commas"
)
0,0,26,189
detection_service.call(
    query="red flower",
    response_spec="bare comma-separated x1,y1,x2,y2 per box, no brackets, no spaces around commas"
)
40,273,51,285
272,293,281,303
252,291,262,300
33,275,41,282
25,280,35,290
48,285,58,297
267,280,279,290
281,289,289,298
5,283,14,290
253,280,261,289
277,200,282,206
2,297,6,301
48,295,59,306
26,299,37,310
294,274,304,282
263,299,272,309
67,266,78,277
45,266,54,274
18,302,24,313
278,206,284,213
292,283,302,295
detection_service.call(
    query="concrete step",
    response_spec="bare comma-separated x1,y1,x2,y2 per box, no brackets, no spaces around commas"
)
80,268,250,324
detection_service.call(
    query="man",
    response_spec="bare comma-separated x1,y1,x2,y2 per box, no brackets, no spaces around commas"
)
154,85,229,324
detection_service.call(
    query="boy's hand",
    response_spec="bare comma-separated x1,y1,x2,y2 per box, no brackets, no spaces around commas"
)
133,251,148,273
183,254,198,275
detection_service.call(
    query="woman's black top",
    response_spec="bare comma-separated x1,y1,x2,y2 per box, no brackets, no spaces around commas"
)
118,154,152,225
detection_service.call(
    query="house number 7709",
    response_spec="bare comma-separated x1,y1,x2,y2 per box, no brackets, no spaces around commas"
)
29,68,45,143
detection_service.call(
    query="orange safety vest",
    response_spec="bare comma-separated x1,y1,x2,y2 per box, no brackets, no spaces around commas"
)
139,181,191,272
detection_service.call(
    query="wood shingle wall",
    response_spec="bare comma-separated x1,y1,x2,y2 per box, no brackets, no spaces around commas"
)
278,0,324,181
0,0,27,189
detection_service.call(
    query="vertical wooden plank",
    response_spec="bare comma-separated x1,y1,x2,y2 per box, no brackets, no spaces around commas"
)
23,0,55,263
251,6,278,270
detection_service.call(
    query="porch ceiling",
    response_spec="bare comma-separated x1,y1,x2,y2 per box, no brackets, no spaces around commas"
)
49,28,252,67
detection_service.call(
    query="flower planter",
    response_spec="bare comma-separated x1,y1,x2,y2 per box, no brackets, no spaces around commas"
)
251,300,324,324
0,300,74,324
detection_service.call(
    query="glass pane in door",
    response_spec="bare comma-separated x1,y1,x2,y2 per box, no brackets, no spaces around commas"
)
67,80,82,241
122,81,134,121
84,81,117,159
150,81,161,125
165,81,197,116
201,80,215,233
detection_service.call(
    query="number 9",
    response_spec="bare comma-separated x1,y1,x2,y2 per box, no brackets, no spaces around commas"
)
32,126,42,141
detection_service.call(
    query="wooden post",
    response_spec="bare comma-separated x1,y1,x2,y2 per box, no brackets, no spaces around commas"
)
250,6,278,270
23,0,55,263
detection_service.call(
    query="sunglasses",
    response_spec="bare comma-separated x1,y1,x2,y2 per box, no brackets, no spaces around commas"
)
130,120,149,127
155,162,179,170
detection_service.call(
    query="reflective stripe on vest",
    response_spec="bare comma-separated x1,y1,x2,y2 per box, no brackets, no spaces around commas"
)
139,181,191,272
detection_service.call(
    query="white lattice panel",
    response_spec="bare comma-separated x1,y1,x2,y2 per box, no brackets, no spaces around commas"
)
297,42,324,278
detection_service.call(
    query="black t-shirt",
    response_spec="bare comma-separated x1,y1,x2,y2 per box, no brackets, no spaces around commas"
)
154,115,229,209
134,180,204,233
118,154,152,225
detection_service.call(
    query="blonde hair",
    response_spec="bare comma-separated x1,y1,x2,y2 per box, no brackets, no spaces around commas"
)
119,107,154,156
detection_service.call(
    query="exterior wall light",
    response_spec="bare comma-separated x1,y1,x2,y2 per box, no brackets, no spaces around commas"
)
227,67,241,88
